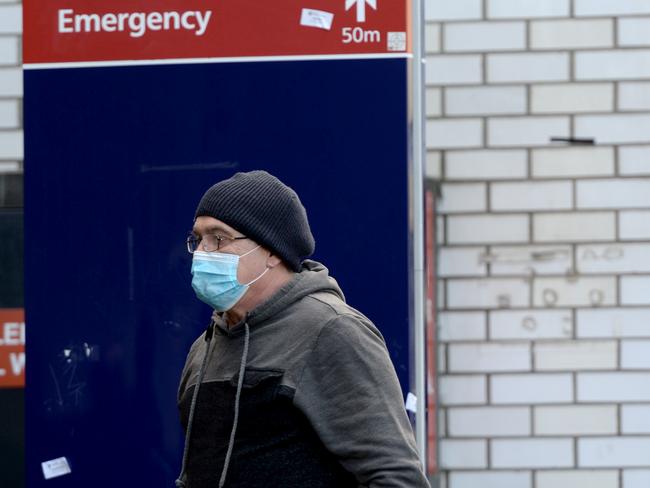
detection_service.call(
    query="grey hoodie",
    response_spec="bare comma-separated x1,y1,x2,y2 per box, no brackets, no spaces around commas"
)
177,260,430,488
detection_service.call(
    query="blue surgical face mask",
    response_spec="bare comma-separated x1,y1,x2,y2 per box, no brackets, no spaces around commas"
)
191,246,268,312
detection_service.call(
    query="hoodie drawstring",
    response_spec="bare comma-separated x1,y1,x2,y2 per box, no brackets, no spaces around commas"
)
219,322,250,488
175,322,215,488
175,321,250,488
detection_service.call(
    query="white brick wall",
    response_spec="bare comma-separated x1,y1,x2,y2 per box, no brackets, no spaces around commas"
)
530,19,613,50
445,86,527,116
531,83,614,114
444,22,526,52
619,145,650,175
448,406,530,437
449,471,532,488
531,146,615,178
580,437,650,467
427,0,650,482
490,181,572,211
444,149,528,180
491,438,573,468
534,405,618,435
439,439,487,469
491,373,573,404
487,0,569,19
536,470,618,488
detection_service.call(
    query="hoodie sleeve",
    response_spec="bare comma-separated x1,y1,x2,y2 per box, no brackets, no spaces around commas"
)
293,313,431,488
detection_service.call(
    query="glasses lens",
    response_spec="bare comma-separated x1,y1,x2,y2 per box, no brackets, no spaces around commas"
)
186,236,199,253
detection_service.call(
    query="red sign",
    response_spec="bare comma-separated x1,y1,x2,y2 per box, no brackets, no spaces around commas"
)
24,0,411,65
0,309,25,388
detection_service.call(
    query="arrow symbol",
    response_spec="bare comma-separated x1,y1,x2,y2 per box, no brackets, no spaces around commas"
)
345,0,377,23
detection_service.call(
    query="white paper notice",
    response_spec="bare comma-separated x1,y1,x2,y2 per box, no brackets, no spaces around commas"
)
300,8,334,31
41,457,72,480
405,392,417,413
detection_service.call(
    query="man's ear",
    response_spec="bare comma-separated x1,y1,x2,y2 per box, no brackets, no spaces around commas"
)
266,253,283,268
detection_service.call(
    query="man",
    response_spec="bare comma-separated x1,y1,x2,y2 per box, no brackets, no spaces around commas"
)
176,170,430,488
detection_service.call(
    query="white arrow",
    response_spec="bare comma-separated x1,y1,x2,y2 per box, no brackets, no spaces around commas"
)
345,0,377,23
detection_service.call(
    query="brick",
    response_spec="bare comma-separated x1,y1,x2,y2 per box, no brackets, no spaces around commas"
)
427,118,483,149
532,146,615,178
535,405,618,436
533,212,616,243
488,117,570,147
620,211,650,240
439,375,486,405
439,183,487,213
576,50,650,80
531,19,613,50
439,311,487,341
622,340,650,369
491,181,573,211
440,439,487,469
425,23,441,53
439,344,447,374
578,372,650,401
624,470,650,488
445,149,528,180
447,278,530,309
440,248,487,277
578,179,650,209
0,5,21,34
488,245,573,276
577,244,650,273
445,86,526,116
488,0,569,19
0,36,19,65
437,215,445,244
488,53,569,83
438,407,447,437
531,83,614,114
0,99,19,128
0,130,23,159
450,471,532,488
533,276,617,308
0,161,20,173
425,151,442,179
438,279,446,309
492,438,574,468
620,18,650,47
536,470,618,488
448,214,529,244
448,406,530,437
621,276,650,305
449,342,531,372
619,82,650,111
425,87,442,117
619,145,650,176
580,437,650,467
534,341,618,371
622,405,650,434
444,22,526,53
578,308,650,338
0,68,22,97
576,114,650,145
425,55,482,85
490,309,573,340
575,0,650,16
425,0,482,21
491,373,573,404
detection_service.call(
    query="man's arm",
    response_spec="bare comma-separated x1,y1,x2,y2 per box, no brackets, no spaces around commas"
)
293,313,431,488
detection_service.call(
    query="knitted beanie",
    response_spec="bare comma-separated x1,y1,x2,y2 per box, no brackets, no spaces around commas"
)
194,170,315,271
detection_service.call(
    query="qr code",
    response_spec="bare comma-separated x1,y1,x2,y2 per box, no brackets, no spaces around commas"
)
387,32,406,52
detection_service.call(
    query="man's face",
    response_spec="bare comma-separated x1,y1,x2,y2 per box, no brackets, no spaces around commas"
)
192,216,268,284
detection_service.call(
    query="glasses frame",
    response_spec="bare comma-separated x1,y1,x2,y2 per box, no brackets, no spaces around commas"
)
186,233,248,253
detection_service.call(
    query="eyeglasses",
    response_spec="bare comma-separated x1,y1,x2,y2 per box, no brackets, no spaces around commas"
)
186,233,248,253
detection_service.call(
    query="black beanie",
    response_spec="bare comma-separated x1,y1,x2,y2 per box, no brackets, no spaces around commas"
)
194,170,315,272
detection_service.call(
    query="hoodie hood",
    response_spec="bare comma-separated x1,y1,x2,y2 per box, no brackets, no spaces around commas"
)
212,259,344,335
